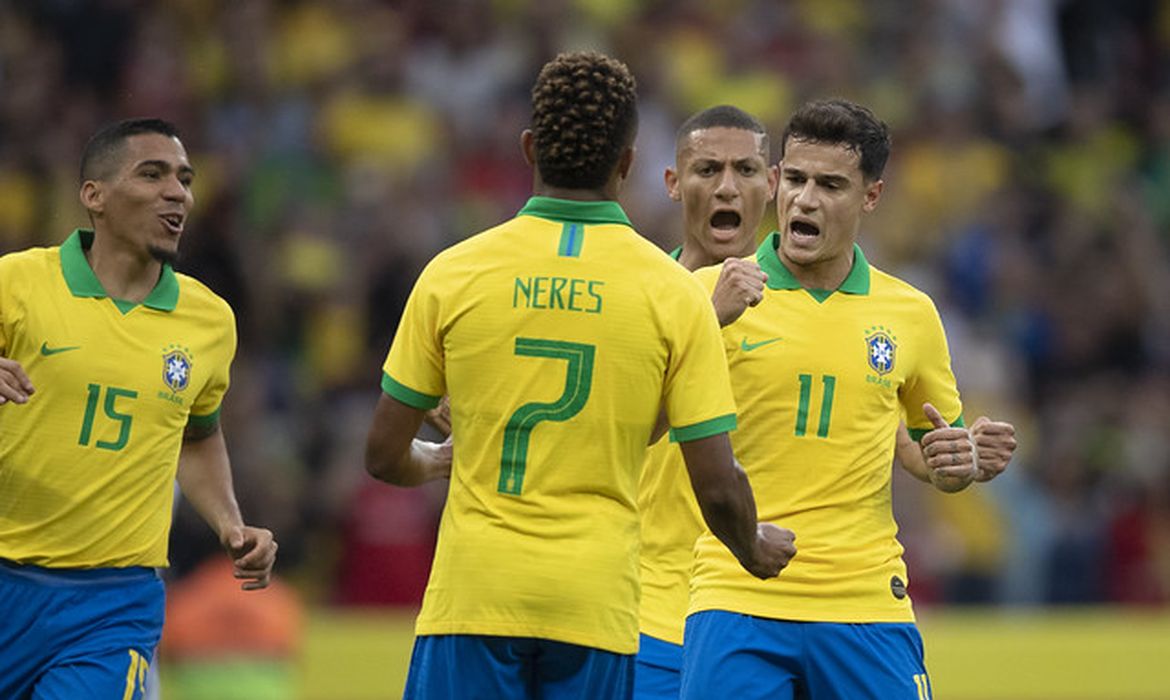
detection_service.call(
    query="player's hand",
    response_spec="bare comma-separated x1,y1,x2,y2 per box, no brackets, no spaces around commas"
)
743,522,796,579
920,402,977,490
711,258,767,327
0,357,34,405
413,435,453,482
222,525,278,591
423,395,452,438
970,416,1016,482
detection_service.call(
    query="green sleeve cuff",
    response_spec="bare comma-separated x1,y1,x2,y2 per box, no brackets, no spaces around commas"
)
381,372,441,410
186,407,221,430
669,413,737,443
907,414,965,441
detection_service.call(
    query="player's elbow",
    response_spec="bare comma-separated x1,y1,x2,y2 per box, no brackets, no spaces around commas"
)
364,440,408,485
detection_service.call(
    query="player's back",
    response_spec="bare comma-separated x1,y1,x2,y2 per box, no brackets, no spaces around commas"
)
384,196,732,654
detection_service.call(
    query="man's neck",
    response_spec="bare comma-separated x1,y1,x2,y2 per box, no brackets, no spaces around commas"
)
86,234,162,303
678,244,754,273
779,250,854,291
535,185,614,202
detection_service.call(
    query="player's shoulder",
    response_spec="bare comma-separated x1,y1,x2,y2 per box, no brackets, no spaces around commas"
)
174,271,235,323
645,244,711,296
0,244,56,275
868,264,939,312
421,219,514,275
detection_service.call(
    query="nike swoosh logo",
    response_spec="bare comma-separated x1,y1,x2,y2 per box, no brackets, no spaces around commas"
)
40,342,81,356
740,337,782,352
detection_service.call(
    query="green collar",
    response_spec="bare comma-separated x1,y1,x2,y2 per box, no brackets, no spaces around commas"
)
755,232,870,297
517,196,632,227
60,229,180,311
668,246,682,261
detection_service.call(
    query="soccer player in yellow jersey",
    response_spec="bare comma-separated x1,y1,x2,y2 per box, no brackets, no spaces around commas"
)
634,104,1017,700
0,118,277,700
635,105,777,699
363,52,795,700
677,99,1018,700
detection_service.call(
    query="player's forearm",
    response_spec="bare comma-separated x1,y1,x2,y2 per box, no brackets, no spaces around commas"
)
695,463,760,564
365,394,441,486
679,434,760,565
367,439,448,486
176,427,245,540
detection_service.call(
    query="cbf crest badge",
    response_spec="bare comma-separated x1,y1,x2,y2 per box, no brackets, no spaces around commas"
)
162,344,193,392
865,326,896,376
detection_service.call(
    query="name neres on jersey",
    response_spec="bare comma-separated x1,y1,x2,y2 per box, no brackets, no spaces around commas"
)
512,275,604,314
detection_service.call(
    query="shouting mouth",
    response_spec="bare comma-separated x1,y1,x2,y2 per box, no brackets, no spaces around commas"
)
789,220,820,239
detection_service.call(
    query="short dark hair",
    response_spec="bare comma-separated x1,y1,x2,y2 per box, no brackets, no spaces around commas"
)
80,118,181,184
780,99,890,181
530,51,638,190
676,104,769,159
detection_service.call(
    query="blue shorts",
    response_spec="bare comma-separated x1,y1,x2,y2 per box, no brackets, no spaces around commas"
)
634,633,682,700
0,561,165,700
681,611,932,700
404,634,635,700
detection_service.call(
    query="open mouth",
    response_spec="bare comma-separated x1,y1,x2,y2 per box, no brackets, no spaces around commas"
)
710,210,742,231
790,220,820,237
160,213,184,233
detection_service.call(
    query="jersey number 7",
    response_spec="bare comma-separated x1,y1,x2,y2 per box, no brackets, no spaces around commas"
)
498,338,595,495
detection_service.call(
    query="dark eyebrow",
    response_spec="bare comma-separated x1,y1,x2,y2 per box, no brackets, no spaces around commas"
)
782,165,849,186
817,174,850,187
136,159,196,178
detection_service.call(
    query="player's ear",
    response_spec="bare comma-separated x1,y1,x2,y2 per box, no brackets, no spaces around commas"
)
520,130,537,167
664,166,681,201
766,164,779,201
862,178,884,213
80,180,104,214
616,145,635,181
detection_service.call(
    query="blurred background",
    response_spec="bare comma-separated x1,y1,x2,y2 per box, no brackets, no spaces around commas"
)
2,0,1169,697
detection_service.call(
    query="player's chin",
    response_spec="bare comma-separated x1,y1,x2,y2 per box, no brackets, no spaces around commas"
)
149,242,181,266
706,231,752,256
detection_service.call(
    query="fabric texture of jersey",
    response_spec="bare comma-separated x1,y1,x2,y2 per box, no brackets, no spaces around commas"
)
689,234,963,623
381,197,737,654
638,418,704,644
0,230,235,568
680,611,931,700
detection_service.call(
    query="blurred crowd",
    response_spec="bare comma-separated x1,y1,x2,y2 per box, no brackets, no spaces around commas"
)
2,0,1169,614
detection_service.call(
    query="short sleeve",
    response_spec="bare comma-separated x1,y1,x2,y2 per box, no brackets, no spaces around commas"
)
901,297,963,439
188,305,237,425
660,272,737,442
380,261,445,409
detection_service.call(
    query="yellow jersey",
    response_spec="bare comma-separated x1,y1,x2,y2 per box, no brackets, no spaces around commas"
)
0,230,235,568
381,196,736,654
689,234,963,623
638,433,704,644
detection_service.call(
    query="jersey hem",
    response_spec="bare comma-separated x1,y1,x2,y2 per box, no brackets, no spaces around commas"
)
638,617,684,646
687,598,917,624
415,620,637,655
